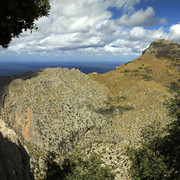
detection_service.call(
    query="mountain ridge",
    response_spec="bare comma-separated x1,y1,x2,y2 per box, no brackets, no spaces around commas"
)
0,39,179,179
142,39,180,58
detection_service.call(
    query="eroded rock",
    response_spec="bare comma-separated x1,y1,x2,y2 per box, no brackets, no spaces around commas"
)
142,39,180,58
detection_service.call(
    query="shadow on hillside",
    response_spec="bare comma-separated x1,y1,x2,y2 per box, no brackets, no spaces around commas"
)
0,70,40,87
0,132,34,180
0,70,41,112
98,105,134,115
89,104,134,116
45,152,63,180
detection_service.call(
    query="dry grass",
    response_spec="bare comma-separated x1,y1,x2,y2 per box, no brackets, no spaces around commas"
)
89,54,179,143
87,53,179,178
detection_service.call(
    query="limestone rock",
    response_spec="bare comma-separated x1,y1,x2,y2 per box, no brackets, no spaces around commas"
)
142,39,180,58
1,68,108,152
0,119,32,180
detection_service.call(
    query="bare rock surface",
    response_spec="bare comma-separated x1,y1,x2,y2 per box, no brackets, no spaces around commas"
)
1,68,108,152
142,39,180,58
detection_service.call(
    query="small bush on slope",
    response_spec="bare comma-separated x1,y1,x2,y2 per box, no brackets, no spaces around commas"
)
45,150,115,180
127,92,180,180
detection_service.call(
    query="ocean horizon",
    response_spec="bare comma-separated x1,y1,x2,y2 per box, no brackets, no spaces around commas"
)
0,60,127,76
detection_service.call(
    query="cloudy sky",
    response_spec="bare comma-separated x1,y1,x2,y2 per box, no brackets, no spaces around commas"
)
1,0,180,62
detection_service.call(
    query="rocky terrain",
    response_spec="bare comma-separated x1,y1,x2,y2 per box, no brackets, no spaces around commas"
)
0,67,111,179
142,39,180,58
0,39,179,179
1,68,109,151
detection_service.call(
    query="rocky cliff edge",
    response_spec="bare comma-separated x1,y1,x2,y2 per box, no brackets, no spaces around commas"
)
142,39,180,58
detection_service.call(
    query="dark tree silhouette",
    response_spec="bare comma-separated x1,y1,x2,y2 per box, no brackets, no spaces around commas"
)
0,0,50,48
45,150,115,180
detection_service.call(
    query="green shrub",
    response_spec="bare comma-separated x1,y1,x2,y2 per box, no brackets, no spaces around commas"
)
141,74,153,81
45,150,115,180
132,69,139,73
124,69,130,73
169,82,180,93
127,92,180,180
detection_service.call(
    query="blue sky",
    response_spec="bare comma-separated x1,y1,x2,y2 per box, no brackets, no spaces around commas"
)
0,0,180,62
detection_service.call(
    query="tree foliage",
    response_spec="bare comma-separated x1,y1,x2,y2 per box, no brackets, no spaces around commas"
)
45,150,115,180
0,0,50,48
127,92,180,179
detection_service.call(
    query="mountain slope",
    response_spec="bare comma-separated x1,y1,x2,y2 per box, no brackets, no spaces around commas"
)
142,39,180,57
0,67,111,179
0,39,179,180
88,40,180,178
89,40,180,142
1,68,109,152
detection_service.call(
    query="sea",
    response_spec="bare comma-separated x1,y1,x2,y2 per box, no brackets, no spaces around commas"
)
0,61,126,76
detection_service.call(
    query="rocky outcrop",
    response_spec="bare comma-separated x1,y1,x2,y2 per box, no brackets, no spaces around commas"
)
1,68,108,152
142,39,180,58
0,119,33,180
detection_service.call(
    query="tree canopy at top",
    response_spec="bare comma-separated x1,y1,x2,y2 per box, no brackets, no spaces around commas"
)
0,0,50,48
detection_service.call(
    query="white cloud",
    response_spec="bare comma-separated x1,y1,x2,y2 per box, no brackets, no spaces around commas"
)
168,23,180,42
116,7,167,27
103,27,169,55
7,0,124,54
128,27,167,41
104,39,138,55
1,0,179,59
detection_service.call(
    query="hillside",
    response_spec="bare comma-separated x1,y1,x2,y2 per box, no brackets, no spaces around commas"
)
142,39,180,57
88,39,180,178
1,68,108,150
0,68,111,179
89,40,179,142
0,39,179,179
90,39,180,95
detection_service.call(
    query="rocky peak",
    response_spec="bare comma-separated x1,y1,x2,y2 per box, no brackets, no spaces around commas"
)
1,67,108,152
142,39,180,58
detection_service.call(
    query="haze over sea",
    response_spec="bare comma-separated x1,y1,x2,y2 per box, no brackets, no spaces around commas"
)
0,60,126,76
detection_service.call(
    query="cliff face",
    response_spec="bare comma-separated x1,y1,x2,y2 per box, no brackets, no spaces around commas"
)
0,119,32,180
142,39,180,58
1,68,108,152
